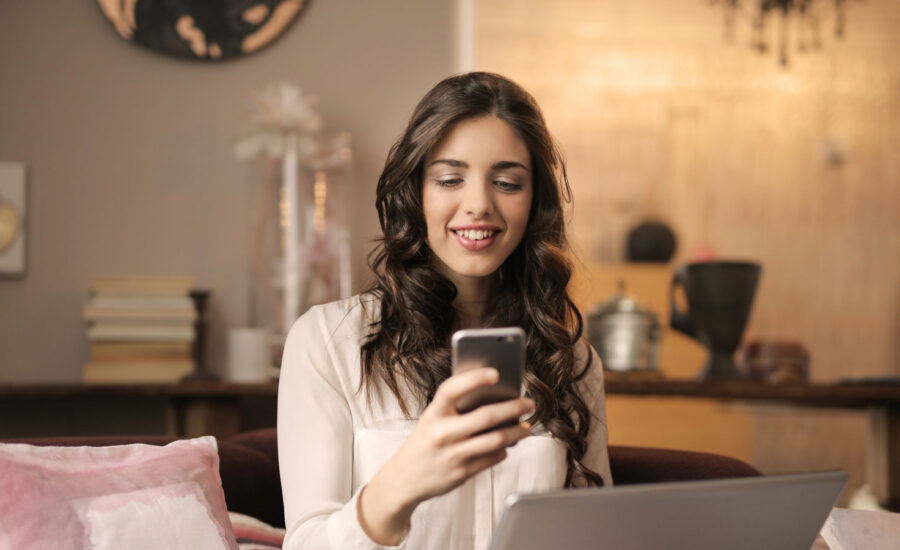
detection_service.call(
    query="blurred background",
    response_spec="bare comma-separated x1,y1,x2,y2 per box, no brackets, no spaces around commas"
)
1,0,898,506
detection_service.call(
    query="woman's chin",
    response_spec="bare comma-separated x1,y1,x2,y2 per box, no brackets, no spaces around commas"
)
433,259,499,283
451,265,502,281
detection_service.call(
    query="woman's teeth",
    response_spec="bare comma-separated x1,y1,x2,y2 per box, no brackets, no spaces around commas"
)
454,229,495,240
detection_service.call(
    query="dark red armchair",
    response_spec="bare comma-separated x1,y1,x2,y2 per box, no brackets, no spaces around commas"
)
3,428,761,529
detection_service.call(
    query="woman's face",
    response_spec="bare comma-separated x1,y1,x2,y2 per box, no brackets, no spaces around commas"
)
422,115,533,285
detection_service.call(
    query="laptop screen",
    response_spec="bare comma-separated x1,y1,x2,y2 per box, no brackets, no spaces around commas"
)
491,471,846,550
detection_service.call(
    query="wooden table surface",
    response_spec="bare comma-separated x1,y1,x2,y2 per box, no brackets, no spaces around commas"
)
602,377,900,408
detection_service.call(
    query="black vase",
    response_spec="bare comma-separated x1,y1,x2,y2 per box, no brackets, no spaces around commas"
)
669,261,762,380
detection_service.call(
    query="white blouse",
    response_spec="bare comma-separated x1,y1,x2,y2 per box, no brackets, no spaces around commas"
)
277,295,612,550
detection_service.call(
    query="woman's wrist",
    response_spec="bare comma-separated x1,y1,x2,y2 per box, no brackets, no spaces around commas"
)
357,466,419,546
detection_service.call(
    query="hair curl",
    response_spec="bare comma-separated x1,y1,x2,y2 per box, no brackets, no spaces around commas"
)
361,72,603,487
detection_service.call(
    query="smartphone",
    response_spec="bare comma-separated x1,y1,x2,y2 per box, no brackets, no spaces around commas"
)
451,327,525,428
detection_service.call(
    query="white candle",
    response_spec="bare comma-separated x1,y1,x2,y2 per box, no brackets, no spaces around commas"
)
282,132,300,336
313,170,326,237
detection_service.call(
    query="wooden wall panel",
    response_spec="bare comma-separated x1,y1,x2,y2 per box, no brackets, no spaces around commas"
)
475,0,899,503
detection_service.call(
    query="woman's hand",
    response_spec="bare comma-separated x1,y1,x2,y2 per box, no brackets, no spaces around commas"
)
358,367,534,545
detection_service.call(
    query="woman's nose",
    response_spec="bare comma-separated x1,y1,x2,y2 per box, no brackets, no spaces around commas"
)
462,180,493,218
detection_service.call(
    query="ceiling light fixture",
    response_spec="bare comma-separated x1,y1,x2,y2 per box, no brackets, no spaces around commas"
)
715,0,851,67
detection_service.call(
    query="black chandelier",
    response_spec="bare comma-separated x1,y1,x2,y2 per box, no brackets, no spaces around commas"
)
716,0,851,67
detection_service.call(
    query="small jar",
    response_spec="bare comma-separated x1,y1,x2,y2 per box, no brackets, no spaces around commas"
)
738,340,810,383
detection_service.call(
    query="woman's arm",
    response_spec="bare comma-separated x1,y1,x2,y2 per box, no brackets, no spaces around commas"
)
357,368,534,544
278,307,378,549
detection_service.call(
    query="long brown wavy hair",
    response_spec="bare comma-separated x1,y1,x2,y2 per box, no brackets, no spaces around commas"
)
361,72,603,487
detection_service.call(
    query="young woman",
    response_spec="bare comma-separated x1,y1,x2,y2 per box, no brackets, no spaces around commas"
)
277,72,611,550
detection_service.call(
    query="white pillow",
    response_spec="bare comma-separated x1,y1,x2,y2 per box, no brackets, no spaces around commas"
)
0,436,237,550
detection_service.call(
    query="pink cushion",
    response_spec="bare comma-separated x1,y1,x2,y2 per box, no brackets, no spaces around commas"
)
228,511,285,549
0,436,238,550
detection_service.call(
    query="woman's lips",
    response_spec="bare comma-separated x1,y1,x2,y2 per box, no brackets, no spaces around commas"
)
451,229,498,251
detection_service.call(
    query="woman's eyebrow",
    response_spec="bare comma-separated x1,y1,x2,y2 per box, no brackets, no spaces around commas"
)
492,160,529,172
427,159,529,172
427,158,467,168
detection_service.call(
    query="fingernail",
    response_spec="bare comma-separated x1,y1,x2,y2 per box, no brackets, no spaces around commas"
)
485,368,499,381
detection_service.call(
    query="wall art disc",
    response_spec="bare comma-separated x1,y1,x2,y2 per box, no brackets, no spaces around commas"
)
96,0,309,61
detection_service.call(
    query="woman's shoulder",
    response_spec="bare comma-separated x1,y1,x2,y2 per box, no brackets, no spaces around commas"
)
290,293,380,343
281,294,381,384
305,293,378,321
574,338,605,397
575,337,604,366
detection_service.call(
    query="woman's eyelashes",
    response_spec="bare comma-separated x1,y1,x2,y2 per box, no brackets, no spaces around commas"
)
494,180,523,192
435,177,464,187
432,177,525,192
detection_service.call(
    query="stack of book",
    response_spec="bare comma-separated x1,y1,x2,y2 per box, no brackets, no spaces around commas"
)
83,276,197,383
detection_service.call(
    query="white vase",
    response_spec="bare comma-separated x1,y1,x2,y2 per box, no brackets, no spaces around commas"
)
248,134,354,365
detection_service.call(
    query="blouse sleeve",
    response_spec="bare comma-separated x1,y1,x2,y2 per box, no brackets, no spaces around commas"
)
278,306,406,550
577,341,613,487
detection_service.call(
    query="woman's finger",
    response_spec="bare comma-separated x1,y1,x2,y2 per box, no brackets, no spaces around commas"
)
446,422,532,462
459,448,509,480
438,397,534,442
429,367,499,414
468,397,534,435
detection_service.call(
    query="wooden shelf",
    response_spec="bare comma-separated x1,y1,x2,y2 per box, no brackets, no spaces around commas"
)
603,378,900,409
603,376,900,511
0,381,278,399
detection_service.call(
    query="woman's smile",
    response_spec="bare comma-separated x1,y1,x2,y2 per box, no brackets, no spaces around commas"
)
450,225,502,250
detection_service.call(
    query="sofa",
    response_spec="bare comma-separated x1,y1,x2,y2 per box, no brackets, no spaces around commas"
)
1,427,761,530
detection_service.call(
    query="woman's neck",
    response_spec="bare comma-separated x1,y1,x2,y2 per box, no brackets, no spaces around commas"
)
447,273,495,329
454,298,486,329
429,256,499,329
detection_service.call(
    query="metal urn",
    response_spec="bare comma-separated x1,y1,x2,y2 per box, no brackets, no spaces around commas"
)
587,282,661,373
669,261,761,380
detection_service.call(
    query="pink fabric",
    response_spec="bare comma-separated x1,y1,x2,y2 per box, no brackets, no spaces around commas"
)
229,512,285,549
0,436,237,550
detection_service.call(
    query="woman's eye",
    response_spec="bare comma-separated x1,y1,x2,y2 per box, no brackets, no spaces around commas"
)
436,178,463,187
494,180,523,191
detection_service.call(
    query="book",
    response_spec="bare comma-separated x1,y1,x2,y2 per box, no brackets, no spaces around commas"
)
821,508,899,550
83,359,195,384
87,295,195,310
90,341,193,361
90,275,195,297
87,324,195,343
83,305,197,324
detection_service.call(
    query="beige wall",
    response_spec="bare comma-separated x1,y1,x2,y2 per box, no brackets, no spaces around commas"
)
475,0,899,502
0,1,458,381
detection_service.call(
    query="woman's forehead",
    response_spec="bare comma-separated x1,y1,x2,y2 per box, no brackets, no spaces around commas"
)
424,116,531,168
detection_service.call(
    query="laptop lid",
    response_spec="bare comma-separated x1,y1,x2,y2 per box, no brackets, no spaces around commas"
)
490,471,847,550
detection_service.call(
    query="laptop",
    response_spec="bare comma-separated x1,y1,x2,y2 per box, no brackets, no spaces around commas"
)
490,471,847,550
